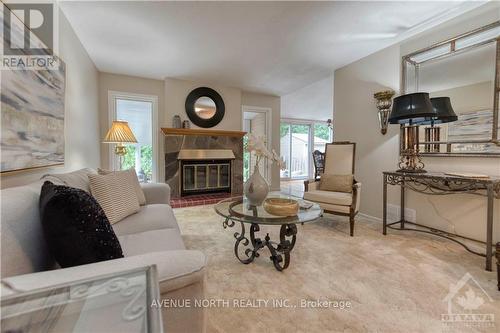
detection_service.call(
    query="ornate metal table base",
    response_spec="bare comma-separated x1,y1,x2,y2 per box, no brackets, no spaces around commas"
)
223,218,297,271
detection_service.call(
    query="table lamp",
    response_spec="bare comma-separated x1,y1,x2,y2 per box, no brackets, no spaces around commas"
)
389,92,436,173
103,121,137,169
421,97,458,153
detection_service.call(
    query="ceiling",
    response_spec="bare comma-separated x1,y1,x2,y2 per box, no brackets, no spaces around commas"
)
60,1,486,96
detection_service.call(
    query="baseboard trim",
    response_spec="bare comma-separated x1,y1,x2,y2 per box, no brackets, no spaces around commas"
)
358,212,382,223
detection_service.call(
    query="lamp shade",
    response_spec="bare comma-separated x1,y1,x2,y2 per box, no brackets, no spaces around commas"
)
103,121,138,143
430,97,458,124
388,92,436,124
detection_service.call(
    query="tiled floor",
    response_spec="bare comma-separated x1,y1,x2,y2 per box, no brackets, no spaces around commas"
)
170,192,240,208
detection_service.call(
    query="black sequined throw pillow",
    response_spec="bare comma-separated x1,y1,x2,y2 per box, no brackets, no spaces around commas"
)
39,181,124,268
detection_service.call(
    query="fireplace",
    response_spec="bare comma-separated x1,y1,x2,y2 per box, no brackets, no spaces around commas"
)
163,128,244,198
178,149,235,196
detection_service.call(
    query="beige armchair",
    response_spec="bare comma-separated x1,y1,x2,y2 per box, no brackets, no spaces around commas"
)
304,142,361,236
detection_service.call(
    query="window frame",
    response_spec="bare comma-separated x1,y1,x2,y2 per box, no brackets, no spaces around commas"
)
107,91,159,182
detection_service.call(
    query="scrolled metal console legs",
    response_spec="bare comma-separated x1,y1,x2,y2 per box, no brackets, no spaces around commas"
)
225,220,298,271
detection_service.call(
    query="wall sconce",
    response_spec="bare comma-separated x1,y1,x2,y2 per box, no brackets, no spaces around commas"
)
374,90,395,135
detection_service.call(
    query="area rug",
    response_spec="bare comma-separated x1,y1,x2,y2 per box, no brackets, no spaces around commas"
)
174,205,499,333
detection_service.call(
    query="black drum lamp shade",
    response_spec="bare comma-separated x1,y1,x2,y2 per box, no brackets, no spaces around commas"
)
388,92,436,124
429,97,458,124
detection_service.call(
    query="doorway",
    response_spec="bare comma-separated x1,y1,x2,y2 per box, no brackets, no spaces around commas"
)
242,106,272,183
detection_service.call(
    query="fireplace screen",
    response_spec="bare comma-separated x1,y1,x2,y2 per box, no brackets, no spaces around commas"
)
181,160,231,195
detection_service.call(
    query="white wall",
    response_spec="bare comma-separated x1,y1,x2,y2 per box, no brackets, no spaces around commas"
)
334,45,401,219
1,10,100,189
281,75,334,121
334,3,500,243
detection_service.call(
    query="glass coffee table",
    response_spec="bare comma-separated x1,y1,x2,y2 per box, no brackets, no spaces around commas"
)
215,195,322,271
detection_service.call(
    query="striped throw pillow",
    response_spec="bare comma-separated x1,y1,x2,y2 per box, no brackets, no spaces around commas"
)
98,168,146,205
89,173,140,224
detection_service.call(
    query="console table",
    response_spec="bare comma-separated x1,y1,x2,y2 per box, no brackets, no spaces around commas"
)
382,171,500,272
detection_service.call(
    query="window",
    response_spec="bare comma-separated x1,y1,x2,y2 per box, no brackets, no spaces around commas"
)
109,92,158,183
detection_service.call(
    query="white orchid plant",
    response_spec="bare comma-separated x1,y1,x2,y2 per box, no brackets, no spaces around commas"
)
246,133,286,170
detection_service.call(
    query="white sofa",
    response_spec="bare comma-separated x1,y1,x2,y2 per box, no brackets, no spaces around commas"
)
0,168,206,333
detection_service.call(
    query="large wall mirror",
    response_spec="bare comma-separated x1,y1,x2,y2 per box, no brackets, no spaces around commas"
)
402,21,500,156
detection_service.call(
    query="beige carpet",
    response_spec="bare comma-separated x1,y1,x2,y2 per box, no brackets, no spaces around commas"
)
174,205,499,333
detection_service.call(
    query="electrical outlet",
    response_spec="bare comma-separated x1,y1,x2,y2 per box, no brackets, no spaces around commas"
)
404,208,416,223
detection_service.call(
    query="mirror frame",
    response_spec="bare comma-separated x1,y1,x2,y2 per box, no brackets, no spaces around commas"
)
401,21,500,157
185,87,225,128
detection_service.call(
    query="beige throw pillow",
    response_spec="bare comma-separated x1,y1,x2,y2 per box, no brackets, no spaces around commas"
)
98,168,146,205
89,173,140,224
41,168,97,192
319,174,354,193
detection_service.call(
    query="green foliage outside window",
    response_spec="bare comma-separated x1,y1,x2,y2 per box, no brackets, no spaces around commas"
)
314,123,332,141
121,145,136,170
140,145,153,180
120,144,153,182
280,124,289,138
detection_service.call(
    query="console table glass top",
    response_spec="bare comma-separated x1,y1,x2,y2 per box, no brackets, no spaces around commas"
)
383,171,500,196
215,195,323,271
1,266,163,333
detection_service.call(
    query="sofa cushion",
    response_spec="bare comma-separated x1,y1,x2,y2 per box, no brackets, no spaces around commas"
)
98,168,146,205
119,229,185,256
89,173,140,224
112,204,179,236
39,182,124,268
303,190,352,206
41,168,96,192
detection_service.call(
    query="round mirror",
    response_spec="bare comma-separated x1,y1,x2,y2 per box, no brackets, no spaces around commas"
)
185,87,225,128
194,97,217,119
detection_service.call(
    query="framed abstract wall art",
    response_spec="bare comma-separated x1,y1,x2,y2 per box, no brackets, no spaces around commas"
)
1,4,66,173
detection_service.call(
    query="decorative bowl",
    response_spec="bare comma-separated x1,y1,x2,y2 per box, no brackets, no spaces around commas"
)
263,198,299,217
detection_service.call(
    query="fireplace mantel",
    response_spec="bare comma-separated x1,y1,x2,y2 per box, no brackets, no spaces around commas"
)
161,128,246,138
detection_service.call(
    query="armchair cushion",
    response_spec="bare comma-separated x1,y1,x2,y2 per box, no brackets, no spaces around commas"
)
303,190,352,206
319,174,354,193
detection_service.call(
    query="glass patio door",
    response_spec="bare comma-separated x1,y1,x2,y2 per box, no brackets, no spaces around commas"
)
280,122,311,179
